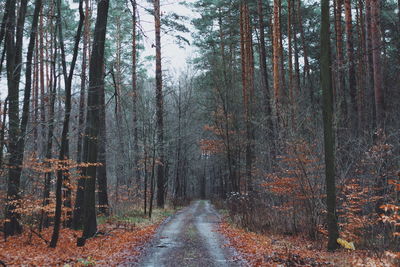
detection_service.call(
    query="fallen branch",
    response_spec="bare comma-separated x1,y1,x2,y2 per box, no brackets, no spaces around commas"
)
29,227,49,245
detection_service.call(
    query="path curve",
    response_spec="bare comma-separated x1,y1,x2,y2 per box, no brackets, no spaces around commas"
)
133,200,246,267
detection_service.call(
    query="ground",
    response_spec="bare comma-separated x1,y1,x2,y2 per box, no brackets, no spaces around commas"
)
1,201,397,266
134,200,245,266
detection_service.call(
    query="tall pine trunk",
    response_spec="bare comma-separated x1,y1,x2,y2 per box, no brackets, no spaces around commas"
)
130,0,140,188
154,0,165,208
240,2,255,192
370,0,384,127
344,0,358,133
257,0,273,138
321,0,339,251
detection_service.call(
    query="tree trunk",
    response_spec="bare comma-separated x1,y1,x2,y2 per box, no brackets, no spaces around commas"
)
321,0,339,251
4,0,28,237
292,0,301,95
257,0,274,140
143,126,148,214
50,0,84,247
41,26,57,230
78,0,110,245
365,0,375,129
344,0,358,133
288,0,295,130
113,17,126,200
97,72,109,216
130,0,140,188
370,0,384,127
0,99,7,169
334,0,347,124
272,0,281,121
356,0,366,131
39,7,46,157
40,4,57,230
73,0,90,229
154,0,165,208
149,129,157,218
174,85,182,202
240,2,255,192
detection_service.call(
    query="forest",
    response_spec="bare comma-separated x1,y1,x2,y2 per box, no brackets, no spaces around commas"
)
0,0,399,266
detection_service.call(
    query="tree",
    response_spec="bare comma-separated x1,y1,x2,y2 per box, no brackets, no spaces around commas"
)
4,0,28,237
320,0,339,251
257,0,273,137
272,0,281,119
370,0,384,127
73,0,91,229
78,0,110,245
130,0,140,188
50,0,84,247
239,0,254,192
97,72,109,216
154,0,165,208
334,0,347,123
344,0,358,133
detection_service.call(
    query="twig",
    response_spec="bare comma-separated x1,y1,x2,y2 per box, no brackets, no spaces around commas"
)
28,227,49,245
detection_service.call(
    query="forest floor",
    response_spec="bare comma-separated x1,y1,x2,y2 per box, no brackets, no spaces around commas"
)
218,214,398,267
1,201,398,266
134,200,246,267
0,208,174,266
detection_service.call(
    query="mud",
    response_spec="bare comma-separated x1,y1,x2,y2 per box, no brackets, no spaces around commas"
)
133,200,246,267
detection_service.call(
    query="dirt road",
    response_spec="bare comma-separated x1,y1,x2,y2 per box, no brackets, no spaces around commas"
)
135,200,246,267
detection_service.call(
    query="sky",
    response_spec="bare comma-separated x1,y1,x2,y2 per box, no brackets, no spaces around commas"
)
68,0,199,75
137,0,199,76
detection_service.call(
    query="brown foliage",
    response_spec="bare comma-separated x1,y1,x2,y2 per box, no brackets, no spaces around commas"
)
219,219,398,266
0,223,157,266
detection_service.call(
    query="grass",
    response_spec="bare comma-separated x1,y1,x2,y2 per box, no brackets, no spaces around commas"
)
98,206,179,228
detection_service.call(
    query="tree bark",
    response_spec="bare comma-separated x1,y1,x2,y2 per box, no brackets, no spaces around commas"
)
344,0,358,133
41,23,57,230
365,0,375,129
78,0,110,245
320,0,339,251
257,0,273,137
0,99,7,170
50,0,84,247
130,0,140,187
240,1,255,192
370,0,384,127
334,0,347,123
272,0,281,120
288,0,295,130
154,0,165,208
73,0,90,229
297,0,312,102
97,71,109,216
4,0,28,237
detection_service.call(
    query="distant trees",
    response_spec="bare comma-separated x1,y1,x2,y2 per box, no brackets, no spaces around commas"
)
192,0,398,252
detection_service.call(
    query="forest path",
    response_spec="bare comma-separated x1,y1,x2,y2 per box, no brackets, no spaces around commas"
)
134,200,246,267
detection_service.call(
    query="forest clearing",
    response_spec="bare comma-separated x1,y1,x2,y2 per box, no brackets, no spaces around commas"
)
0,0,399,266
